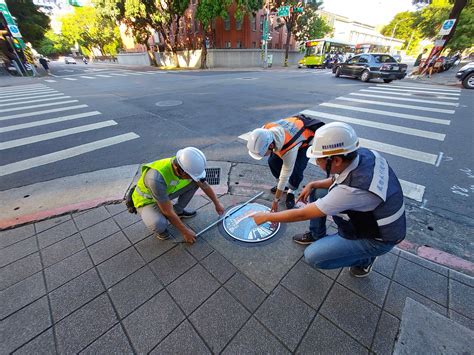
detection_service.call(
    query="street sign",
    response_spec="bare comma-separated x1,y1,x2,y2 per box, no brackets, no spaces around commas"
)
277,6,290,17
0,2,16,25
439,19,456,35
7,24,22,38
434,39,446,47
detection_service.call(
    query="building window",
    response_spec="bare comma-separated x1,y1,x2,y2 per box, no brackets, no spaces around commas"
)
224,13,231,31
236,18,242,31
268,42,272,49
252,41,257,48
225,41,231,48
236,40,242,48
251,15,257,31
260,15,265,32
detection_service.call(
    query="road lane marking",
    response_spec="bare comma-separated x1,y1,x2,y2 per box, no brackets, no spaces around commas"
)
350,93,459,106
319,103,450,125
0,88,54,96
0,89,58,99
358,138,437,164
0,121,117,150
0,100,79,113
80,76,96,79
109,73,128,76
368,86,460,96
124,72,144,75
0,105,88,122
336,97,455,114
238,130,428,201
0,93,65,104
0,96,71,108
359,89,459,101
63,78,78,81
380,84,461,93
44,80,57,83
0,132,140,177
301,109,446,141
399,179,425,202
95,74,112,78
0,111,101,133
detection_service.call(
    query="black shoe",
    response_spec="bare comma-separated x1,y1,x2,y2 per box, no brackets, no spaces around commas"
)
270,186,289,194
350,258,377,278
292,231,317,245
285,193,295,209
177,209,197,219
155,229,171,241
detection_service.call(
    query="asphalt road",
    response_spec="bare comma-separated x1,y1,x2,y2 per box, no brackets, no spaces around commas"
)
1,62,473,227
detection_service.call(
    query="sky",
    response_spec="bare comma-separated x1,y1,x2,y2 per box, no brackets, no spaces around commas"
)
322,0,415,26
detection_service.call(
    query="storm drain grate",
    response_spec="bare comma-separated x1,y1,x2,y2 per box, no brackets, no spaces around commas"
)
205,168,221,185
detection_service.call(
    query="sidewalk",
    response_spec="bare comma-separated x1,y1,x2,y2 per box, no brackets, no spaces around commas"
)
405,65,462,87
1,162,473,354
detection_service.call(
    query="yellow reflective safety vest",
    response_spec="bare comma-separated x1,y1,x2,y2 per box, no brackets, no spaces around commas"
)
132,157,192,208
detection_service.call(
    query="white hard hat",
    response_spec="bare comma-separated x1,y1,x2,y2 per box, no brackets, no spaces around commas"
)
247,128,274,160
307,122,359,159
176,147,207,181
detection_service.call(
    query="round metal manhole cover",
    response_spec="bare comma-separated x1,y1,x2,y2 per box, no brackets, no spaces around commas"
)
223,203,280,242
155,100,183,107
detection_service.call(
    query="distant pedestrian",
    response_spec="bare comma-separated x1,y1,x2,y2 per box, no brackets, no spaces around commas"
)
414,48,428,67
38,57,50,75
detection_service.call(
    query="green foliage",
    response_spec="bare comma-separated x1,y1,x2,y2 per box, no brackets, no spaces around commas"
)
382,12,422,54
60,6,121,55
445,1,474,51
195,0,231,30
5,0,50,48
295,2,332,43
37,30,70,57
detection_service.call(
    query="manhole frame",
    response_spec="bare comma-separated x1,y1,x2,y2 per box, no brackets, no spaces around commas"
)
223,202,281,243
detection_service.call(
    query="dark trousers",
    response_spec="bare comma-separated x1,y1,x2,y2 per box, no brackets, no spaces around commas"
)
268,146,309,190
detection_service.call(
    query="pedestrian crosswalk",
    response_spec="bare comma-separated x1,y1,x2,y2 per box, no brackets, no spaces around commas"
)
44,69,164,83
0,84,140,177
238,82,463,202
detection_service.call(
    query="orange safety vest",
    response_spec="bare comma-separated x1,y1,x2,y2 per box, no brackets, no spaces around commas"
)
264,117,314,158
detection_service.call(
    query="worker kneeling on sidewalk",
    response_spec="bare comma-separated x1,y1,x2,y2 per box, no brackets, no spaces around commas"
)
247,115,324,211
131,147,225,244
252,123,406,277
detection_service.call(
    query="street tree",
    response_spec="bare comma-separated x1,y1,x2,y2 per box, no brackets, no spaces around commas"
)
445,1,473,51
5,0,50,48
61,6,121,57
37,30,70,57
382,12,422,54
295,1,332,48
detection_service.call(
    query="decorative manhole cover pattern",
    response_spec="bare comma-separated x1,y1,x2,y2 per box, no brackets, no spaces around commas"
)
205,168,220,185
223,203,280,243
155,100,183,107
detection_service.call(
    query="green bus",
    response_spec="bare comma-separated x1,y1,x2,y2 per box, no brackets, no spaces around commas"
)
298,38,354,68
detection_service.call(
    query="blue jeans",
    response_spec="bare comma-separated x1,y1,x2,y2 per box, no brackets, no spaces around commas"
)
305,188,396,269
268,146,309,190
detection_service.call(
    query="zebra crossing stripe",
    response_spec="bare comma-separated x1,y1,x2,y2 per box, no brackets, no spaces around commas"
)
0,105,88,122
358,138,438,165
0,111,102,133
44,80,57,83
0,93,65,104
0,90,58,99
359,89,459,101
0,84,46,93
350,93,459,107
80,76,96,79
0,88,54,96
398,179,425,202
319,103,450,125
0,121,118,150
336,97,455,114
0,100,79,113
368,86,460,96
95,74,112,78
380,84,461,93
0,132,139,177
109,73,128,76
301,109,445,141
124,72,143,75
0,96,71,108
63,78,78,81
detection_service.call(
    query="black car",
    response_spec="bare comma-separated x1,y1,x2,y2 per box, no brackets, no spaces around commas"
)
333,53,408,83
455,62,474,89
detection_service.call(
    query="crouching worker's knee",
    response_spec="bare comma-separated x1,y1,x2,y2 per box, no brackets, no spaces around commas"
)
304,248,333,270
